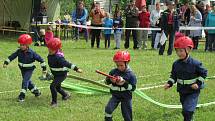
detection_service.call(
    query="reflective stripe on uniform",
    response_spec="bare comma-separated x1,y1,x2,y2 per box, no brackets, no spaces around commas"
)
177,76,204,85
110,85,126,91
31,86,37,92
105,113,112,117
6,59,10,63
50,67,70,71
20,89,26,93
18,62,34,67
198,77,205,83
127,84,133,90
168,78,175,84
71,64,76,70
40,62,46,67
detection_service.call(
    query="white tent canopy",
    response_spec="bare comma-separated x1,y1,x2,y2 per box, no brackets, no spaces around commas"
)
0,0,60,30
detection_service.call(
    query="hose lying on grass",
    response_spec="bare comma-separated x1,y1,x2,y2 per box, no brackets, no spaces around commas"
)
65,75,215,109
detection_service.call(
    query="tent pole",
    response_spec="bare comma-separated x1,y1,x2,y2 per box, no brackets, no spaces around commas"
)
109,0,111,14
29,0,34,32
3,0,5,26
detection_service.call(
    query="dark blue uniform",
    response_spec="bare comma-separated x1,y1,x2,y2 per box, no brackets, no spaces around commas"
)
47,53,79,104
104,67,137,121
167,56,207,121
4,48,46,100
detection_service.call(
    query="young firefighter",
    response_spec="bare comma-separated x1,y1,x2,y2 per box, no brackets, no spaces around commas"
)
164,36,208,121
3,34,47,102
46,38,82,107
104,50,137,121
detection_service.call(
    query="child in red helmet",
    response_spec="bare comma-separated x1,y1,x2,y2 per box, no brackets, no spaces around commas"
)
46,38,82,107
3,34,47,102
104,50,137,121
164,34,207,121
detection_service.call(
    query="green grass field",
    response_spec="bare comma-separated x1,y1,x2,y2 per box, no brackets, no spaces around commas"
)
0,35,215,121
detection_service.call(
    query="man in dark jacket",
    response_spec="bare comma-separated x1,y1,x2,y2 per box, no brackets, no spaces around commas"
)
124,0,139,49
159,1,180,56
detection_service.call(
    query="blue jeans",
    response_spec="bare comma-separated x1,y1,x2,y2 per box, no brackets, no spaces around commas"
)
105,95,132,121
104,34,111,48
74,21,88,42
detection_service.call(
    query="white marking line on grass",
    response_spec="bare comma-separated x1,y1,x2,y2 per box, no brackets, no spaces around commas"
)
0,87,48,94
138,74,162,78
139,84,164,91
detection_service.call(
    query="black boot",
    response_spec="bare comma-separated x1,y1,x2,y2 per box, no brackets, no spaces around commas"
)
62,93,71,100
32,89,41,97
18,92,25,102
182,111,194,121
105,117,113,121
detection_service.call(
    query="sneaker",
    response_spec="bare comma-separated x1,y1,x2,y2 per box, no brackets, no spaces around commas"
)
50,102,57,107
62,93,71,100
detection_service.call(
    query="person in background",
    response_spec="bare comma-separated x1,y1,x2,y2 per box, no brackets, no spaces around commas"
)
150,2,163,49
138,5,150,50
159,1,180,56
89,2,105,48
205,3,215,52
103,12,113,48
188,3,202,50
45,26,54,45
113,10,123,50
203,4,211,51
71,1,88,41
124,0,139,49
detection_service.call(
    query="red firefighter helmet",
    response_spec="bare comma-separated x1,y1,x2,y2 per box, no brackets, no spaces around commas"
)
113,50,130,62
174,36,194,49
18,34,32,45
46,38,62,51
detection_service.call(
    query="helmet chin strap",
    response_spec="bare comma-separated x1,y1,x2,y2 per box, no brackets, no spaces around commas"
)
125,62,128,68
182,48,189,60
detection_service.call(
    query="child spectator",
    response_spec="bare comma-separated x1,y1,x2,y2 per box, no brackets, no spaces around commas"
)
113,11,123,49
103,12,113,48
138,5,150,49
45,26,54,45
